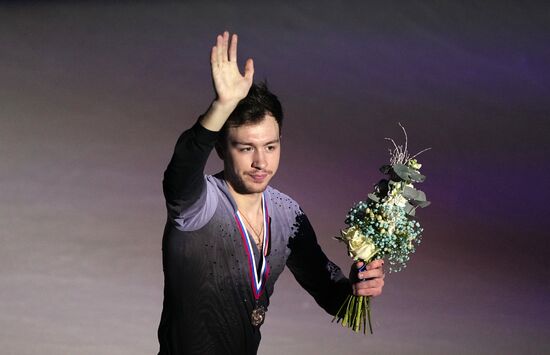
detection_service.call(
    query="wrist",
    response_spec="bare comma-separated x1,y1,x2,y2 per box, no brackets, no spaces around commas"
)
211,98,241,113
199,99,238,132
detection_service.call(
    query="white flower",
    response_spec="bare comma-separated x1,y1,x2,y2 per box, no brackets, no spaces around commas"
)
386,194,407,207
394,195,407,207
340,226,378,261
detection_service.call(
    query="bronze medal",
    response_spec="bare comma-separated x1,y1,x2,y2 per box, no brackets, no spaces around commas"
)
251,305,266,327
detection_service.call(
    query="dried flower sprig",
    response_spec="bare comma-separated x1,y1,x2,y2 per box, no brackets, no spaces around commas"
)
385,123,431,166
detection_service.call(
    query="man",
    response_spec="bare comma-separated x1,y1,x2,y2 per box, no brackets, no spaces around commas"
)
158,31,385,355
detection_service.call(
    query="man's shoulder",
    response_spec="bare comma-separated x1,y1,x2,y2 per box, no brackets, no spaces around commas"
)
204,173,227,193
265,185,303,214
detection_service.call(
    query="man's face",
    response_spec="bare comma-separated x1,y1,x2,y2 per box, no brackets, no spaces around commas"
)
223,115,281,195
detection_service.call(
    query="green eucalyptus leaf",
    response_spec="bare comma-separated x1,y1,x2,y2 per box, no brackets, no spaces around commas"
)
411,189,427,202
411,200,431,208
392,164,412,181
410,171,426,183
404,202,416,216
416,190,427,202
368,193,380,203
402,186,419,200
393,164,426,183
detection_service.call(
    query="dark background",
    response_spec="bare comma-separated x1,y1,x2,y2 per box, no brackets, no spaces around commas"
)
1,1,549,354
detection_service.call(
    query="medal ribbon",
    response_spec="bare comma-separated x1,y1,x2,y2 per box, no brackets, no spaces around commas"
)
234,193,270,300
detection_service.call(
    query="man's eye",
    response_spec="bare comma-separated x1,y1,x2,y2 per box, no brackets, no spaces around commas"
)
266,146,276,151
240,147,252,152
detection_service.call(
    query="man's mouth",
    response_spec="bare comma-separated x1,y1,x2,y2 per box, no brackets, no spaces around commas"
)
248,172,269,182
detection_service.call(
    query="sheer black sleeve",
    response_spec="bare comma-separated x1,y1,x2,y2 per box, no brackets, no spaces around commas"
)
162,121,219,213
286,213,352,316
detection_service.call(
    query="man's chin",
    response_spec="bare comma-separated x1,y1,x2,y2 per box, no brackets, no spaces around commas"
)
238,178,271,194
225,173,272,195
242,182,269,194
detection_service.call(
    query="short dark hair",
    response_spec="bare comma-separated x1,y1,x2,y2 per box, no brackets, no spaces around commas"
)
217,81,283,147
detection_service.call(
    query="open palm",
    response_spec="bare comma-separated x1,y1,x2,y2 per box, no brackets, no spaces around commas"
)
210,31,254,105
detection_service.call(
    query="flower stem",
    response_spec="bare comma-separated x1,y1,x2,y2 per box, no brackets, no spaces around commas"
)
366,296,373,334
332,295,349,324
354,295,363,332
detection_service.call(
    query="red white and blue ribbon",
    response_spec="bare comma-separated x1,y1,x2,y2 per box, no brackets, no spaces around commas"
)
234,193,270,300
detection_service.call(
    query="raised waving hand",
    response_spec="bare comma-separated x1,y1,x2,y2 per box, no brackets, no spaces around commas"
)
211,31,254,105
201,31,254,131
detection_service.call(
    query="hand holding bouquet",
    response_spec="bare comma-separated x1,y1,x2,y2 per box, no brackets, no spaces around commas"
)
333,124,430,334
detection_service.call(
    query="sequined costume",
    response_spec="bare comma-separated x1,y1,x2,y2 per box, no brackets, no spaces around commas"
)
158,122,352,355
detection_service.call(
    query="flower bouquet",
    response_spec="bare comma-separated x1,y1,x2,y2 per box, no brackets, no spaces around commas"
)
332,124,431,334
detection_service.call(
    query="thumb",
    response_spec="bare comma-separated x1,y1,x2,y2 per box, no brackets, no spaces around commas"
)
244,58,254,80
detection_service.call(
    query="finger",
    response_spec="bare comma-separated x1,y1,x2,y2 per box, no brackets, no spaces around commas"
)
354,279,384,297
244,58,254,81
366,259,384,270
222,31,229,62
211,46,217,65
216,34,224,65
355,277,384,290
358,268,384,280
229,34,238,62
355,261,364,269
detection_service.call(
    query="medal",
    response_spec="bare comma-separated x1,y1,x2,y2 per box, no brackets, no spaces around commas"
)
251,304,266,327
234,193,271,327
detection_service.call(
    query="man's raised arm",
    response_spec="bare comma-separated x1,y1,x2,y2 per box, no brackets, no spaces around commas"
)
163,31,254,212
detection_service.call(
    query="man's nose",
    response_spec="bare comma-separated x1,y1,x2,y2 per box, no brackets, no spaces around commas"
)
252,151,267,169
